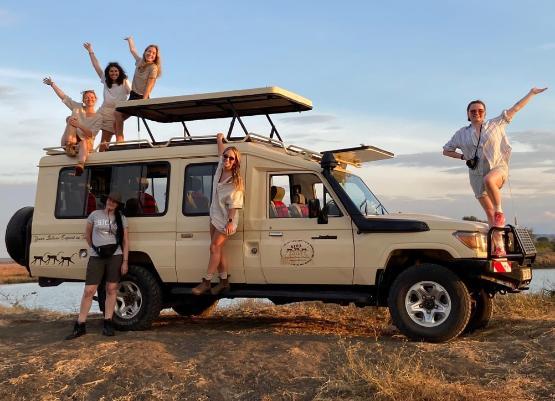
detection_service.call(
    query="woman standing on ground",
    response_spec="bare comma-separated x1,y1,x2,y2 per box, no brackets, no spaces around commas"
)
65,192,129,339
192,133,244,295
114,36,162,139
43,77,103,175
442,87,547,254
83,42,131,149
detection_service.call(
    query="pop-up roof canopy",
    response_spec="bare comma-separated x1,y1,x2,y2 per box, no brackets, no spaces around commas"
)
116,86,312,123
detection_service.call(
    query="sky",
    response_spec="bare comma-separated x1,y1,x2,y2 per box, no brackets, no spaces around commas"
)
1,1,555,256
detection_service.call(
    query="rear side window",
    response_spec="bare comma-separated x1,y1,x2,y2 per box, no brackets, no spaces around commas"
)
183,163,217,216
55,162,170,218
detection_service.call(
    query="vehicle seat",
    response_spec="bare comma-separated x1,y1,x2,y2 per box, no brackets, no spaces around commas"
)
270,186,289,218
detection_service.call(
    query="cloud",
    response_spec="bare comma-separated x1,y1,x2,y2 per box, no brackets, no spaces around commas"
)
545,212,555,219
278,114,337,125
0,8,18,27
0,68,97,86
510,130,555,151
536,43,555,51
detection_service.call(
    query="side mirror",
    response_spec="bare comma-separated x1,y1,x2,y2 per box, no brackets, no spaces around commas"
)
318,204,329,225
308,199,320,218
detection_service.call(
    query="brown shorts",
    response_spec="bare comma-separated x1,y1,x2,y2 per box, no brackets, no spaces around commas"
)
85,255,123,285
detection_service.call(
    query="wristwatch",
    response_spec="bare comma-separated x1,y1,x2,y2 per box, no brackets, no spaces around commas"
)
228,218,233,223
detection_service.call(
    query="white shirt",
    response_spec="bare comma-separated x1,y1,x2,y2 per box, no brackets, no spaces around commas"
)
209,156,244,232
62,96,103,139
101,77,131,108
444,111,512,171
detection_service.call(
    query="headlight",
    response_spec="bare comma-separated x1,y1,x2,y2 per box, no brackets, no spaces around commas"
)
453,231,487,253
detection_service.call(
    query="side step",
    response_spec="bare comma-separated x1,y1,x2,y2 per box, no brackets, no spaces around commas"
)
169,284,376,305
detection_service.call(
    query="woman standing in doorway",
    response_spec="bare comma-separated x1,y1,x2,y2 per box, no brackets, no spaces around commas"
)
193,133,244,295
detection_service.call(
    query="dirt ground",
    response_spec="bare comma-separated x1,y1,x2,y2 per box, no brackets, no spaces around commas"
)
0,263,36,284
0,294,554,401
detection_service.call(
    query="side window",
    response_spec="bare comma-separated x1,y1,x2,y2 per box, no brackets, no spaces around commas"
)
269,173,341,218
183,163,217,216
116,163,170,217
55,162,169,218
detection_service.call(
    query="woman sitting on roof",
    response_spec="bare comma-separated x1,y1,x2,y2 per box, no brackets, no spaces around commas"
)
114,36,162,140
192,133,244,296
43,77,103,176
83,42,131,150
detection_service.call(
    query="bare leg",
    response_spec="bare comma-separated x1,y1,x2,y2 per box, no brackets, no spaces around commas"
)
61,117,77,147
483,170,505,210
115,111,129,142
77,284,98,323
99,130,113,152
206,229,228,275
477,195,495,227
104,282,118,319
77,139,90,165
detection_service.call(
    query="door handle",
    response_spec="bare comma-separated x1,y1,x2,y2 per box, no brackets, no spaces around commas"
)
181,233,193,238
311,235,337,240
269,231,283,237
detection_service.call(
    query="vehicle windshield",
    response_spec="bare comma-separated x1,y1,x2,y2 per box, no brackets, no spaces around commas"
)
332,171,387,215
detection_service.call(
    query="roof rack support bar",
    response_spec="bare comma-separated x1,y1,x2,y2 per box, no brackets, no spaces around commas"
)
141,118,156,143
226,100,249,139
181,121,191,137
227,116,236,138
265,114,282,142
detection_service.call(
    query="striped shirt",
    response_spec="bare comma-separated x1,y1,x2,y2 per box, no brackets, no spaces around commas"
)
444,111,512,172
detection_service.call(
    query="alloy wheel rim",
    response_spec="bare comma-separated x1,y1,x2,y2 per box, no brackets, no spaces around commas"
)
115,281,143,320
405,281,451,327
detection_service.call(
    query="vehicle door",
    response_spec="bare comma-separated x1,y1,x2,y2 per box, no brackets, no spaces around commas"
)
175,159,245,283
259,172,354,284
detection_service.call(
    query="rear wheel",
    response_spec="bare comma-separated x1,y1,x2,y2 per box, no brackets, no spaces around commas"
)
388,264,472,342
97,264,162,330
464,289,493,333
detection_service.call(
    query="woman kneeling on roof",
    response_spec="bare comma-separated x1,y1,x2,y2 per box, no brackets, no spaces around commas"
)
43,77,103,176
193,133,244,296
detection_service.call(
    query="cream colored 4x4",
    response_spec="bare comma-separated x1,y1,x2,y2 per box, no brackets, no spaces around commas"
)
5,87,536,342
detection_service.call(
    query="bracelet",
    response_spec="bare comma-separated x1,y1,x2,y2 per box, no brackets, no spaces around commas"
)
228,218,233,223
460,154,464,160
89,52,94,54
123,259,128,262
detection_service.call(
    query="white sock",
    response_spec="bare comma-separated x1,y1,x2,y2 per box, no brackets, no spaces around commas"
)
219,272,228,280
204,273,214,281
495,206,503,213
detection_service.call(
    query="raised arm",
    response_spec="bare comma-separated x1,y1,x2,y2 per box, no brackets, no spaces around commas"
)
216,132,226,156
43,77,66,101
83,42,103,79
506,87,548,120
124,36,141,62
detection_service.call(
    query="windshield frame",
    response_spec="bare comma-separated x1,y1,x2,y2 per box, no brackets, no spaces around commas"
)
331,170,387,216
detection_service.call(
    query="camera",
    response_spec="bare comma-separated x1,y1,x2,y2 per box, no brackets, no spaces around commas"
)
466,156,479,170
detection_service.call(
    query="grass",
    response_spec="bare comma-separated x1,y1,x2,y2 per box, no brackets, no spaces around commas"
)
0,263,36,284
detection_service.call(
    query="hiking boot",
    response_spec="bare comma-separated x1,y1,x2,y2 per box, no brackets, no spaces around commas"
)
65,321,86,340
102,319,115,337
493,211,505,228
192,278,212,295
211,276,230,296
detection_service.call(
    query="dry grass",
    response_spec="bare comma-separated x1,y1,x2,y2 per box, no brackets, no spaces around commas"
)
494,292,555,319
0,263,36,284
315,342,539,401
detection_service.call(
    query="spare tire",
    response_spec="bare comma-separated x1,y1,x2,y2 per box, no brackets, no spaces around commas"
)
5,207,34,269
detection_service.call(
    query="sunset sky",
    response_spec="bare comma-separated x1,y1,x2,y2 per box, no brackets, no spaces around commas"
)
1,1,554,256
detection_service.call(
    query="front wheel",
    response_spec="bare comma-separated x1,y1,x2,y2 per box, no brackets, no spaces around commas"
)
464,289,493,333
388,264,471,343
97,264,162,330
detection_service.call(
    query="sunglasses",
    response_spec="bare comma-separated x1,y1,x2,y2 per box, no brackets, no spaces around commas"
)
223,155,235,161
469,109,485,114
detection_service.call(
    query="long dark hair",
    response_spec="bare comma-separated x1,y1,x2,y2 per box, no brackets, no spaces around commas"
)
114,204,124,246
104,62,128,88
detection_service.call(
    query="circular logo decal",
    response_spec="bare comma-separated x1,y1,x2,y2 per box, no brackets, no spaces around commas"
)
280,240,314,266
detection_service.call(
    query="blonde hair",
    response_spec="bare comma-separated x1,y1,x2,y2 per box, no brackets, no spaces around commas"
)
141,44,162,77
223,147,244,192
81,90,97,102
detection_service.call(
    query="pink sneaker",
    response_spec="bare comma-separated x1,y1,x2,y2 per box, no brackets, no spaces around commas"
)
493,211,505,228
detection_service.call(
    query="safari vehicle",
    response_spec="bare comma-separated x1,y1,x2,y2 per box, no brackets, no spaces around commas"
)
5,87,536,342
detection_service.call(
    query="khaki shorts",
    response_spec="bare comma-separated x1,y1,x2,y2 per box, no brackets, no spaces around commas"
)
85,254,123,285
469,159,508,199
